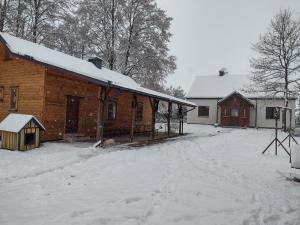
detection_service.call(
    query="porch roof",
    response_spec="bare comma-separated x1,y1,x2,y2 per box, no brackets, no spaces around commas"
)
218,91,254,107
0,32,196,107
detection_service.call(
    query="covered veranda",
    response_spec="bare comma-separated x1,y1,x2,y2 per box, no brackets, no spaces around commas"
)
96,84,196,146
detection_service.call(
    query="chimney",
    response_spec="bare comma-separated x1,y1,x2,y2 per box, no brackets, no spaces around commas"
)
219,70,225,76
219,67,227,76
88,57,103,69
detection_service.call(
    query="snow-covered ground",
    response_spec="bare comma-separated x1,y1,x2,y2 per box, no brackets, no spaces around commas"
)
0,125,300,225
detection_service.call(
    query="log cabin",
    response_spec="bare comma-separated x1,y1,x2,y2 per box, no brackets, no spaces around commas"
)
0,32,196,143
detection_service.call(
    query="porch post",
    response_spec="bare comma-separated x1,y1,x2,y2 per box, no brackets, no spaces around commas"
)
149,98,159,140
130,95,137,142
96,87,102,140
97,86,109,144
167,102,172,137
178,104,183,135
216,103,219,125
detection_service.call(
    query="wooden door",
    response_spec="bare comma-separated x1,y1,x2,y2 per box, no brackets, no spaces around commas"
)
230,108,239,126
66,96,80,133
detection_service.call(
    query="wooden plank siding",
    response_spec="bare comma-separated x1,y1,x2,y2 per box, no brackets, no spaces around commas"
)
19,121,40,151
219,94,252,127
0,43,45,129
44,69,153,140
43,68,100,140
0,42,153,142
103,90,152,136
1,131,18,150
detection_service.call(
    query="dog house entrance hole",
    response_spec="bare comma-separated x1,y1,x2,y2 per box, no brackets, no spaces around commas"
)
25,133,35,145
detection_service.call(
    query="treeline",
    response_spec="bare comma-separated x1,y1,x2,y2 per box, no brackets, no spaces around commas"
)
0,0,184,95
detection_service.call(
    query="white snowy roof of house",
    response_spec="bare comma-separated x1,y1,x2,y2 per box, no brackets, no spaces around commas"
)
0,32,196,107
187,74,258,98
0,113,45,133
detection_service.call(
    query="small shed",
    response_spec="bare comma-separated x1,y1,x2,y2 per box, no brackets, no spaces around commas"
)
0,113,45,151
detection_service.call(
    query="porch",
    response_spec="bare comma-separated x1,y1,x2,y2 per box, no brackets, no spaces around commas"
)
218,92,254,127
63,85,196,146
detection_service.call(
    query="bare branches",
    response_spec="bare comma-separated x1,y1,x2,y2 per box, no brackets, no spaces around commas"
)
249,9,300,130
2,0,176,91
250,9,300,94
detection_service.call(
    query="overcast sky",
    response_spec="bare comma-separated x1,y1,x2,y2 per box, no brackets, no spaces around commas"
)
156,0,300,92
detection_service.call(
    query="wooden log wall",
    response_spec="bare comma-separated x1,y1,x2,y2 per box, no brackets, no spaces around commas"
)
0,42,154,142
103,89,152,137
43,68,100,141
0,43,45,129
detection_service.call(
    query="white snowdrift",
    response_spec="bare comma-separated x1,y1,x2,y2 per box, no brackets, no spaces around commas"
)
0,125,299,225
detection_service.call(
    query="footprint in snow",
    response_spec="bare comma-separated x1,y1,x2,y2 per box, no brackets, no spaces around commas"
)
280,205,296,214
172,214,196,223
124,197,142,204
263,214,280,223
89,217,111,225
71,209,91,218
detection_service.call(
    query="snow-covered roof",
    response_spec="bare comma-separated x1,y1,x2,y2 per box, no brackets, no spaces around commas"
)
218,91,254,106
0,32,196,107
187,74,251,98
0,113,45,133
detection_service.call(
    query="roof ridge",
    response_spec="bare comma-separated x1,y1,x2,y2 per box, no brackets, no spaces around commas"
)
0,32,196,107
194,74,249,77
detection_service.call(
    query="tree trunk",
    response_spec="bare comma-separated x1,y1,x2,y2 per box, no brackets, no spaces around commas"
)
15,0,22,36
123,14,134,75
0,0,7,32
32,0,41,43
109,0,116,70
283,67,289,132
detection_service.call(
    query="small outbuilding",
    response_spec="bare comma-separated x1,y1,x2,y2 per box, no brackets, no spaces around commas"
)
0,113,45,151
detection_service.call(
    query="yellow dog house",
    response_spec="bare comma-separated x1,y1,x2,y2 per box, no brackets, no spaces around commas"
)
0,113,45,151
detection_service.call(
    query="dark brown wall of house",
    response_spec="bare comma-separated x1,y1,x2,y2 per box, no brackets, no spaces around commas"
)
43,69,100,141
219,94,251,127
0,43,45,125
44,69,152,140
104,89,152,136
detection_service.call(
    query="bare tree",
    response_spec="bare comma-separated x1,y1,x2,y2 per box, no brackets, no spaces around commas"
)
74,0,175,90
0,0,10,32
119,0,176,89
250,9,300,131
2,0,176,91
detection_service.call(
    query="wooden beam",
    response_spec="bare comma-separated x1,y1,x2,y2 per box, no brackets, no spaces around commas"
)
167,102,172,137
178,105,183,135
96,86,102,140
149,98,159,140
97,86,110,144
130,95,137,142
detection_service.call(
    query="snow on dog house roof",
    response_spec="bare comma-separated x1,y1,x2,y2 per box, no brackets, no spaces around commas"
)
0,32,196,107
0,113,45,133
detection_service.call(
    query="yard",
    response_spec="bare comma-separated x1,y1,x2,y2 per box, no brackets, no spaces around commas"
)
0,125,300,225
